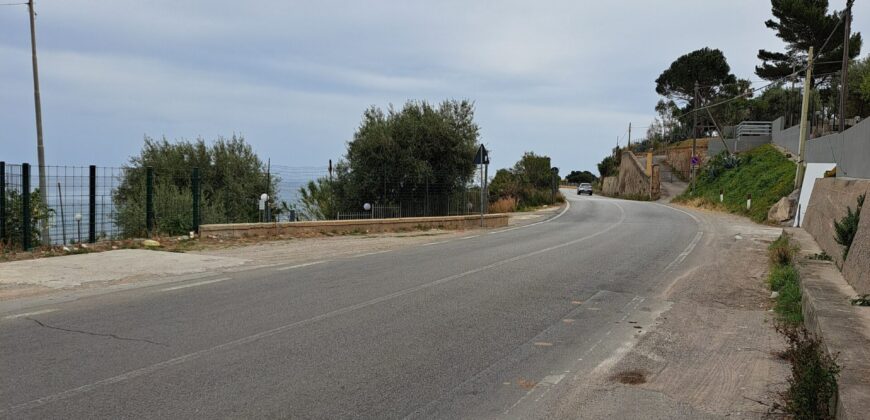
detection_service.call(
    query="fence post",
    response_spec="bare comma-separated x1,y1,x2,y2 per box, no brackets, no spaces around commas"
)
192,167,200,233
88,165,96,243
0,161,5,244
146,166,154,236
22,163,31,250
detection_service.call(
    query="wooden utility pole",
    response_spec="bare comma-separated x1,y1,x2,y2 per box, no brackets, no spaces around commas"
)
28,0,50,245
691,81,699,193
796,47,814,190
627,123,632,149
839,0,853,133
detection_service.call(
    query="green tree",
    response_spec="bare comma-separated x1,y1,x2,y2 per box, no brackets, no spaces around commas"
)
655,48,738,105
845,54,870,118
565,170,597,184
597,155,619,178
114,135,275,237
756,0,862,87
300,100,480,218
749,84,803,122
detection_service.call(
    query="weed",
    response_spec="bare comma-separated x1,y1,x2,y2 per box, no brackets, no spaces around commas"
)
768,264,799,292
772,324,840,420
850,294,870,307
489,197,518,213
808,251,833,261
769,233,800,267
834,194,864,261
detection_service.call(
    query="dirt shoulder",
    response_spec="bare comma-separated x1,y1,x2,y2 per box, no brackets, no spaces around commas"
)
551,207,790,419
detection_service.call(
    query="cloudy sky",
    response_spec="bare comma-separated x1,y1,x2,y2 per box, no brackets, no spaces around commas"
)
1,1,866,173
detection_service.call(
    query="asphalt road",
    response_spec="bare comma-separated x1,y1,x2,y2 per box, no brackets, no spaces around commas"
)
0,193,701,419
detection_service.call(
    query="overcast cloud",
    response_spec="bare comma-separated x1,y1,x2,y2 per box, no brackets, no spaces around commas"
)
1,1,866,172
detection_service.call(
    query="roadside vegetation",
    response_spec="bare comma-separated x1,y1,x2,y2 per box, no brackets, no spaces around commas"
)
834,193,865,261
766,233,840,419
487,152,564,212
674,145,795,223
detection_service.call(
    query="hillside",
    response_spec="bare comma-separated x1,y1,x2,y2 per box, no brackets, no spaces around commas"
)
675,144,796,223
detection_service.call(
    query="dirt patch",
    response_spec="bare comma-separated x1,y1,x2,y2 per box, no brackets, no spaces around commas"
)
612,370,647,385
516,377,538,389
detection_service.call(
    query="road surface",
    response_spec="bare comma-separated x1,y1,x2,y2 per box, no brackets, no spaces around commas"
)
1,193,702,419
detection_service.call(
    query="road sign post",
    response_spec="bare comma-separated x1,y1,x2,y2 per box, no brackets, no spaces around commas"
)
474,145,490,227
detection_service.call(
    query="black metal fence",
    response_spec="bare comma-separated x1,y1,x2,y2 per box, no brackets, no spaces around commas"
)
0,162,485,250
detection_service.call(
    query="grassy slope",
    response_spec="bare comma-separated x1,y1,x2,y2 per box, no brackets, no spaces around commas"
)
676,144,796,223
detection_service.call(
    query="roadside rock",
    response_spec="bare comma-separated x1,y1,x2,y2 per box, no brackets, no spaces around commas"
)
767,189,799,223
142,239,161,248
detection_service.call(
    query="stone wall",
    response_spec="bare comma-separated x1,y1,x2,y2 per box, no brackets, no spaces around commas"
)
802,178,870,293
201,214,510,239
601,176,618,196
666,138,709,177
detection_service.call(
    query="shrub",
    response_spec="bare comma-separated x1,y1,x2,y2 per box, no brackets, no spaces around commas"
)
774,325,840,420
489,197,517,213
769,264,799,292
834,194,864,261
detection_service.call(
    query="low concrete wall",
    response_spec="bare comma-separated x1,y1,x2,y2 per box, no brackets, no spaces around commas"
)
773,116,870,179
803,178,870,293
200,214,510,239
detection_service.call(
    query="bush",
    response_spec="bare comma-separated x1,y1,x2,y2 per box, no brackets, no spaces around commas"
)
774,325,840,420
834,194,864,261
489,197,517,213
769,264,799,292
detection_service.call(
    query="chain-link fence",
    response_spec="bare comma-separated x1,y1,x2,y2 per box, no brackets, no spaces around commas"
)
1,161,486,250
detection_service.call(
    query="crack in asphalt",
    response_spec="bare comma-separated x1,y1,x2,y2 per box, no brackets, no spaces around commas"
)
27,317,168,347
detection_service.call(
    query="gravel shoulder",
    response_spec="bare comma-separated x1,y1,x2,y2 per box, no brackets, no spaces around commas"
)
547,206,790,419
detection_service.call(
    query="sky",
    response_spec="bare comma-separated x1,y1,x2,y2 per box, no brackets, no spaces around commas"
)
1,0,867,173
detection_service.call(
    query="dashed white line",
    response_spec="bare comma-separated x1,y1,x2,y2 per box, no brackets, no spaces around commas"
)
161,277,232,292
2,309,57,320
274,261,328,271
421,241,448,246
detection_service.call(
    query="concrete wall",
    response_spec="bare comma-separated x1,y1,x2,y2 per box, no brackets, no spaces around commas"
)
773,116,870,179
802,178,870,294
201,214,510,239
707,136,771,155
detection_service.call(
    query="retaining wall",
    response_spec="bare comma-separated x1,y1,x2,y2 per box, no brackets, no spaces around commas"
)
707,136,771,155
802,177,870,294
772,116,870,179
200,214,510,239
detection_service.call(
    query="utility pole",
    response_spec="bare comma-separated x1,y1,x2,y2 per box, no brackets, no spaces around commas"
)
28,0,50,245
691,80,699,194
796,47,814,189
839,0,853,133
627,122,632,149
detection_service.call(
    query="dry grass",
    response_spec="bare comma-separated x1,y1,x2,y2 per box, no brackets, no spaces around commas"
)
489,197,518,213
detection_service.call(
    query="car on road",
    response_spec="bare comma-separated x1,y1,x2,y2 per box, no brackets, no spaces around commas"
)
577,183,593,195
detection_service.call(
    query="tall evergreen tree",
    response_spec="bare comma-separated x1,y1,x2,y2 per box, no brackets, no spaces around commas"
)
756,0,862,87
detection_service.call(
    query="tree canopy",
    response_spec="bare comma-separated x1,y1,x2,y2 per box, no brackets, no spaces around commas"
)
756,0,862,86
299,100,480,219
655,48,738,105
565,170,597,184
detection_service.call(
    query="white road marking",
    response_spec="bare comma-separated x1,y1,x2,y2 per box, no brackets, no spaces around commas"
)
6,200,628,416
663,231,703,272
421,241,448,246
457,235,479,240
161,277,232,292
2,309,57,320
541,374,565,385
274,261,328,271
352,250,391,257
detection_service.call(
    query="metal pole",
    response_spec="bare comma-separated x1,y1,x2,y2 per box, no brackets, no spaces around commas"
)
0,161,5,244
479,163,484,227
839,0,853,133
146,166,154,236
192,167,200,233
692,81,699,194
88,165,96,243
56,181,66,244
796,47,814,189
27,1,49,246
22,163,31,250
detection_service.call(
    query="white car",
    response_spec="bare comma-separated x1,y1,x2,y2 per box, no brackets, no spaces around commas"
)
577,183,593,195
